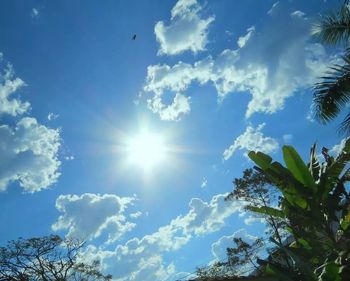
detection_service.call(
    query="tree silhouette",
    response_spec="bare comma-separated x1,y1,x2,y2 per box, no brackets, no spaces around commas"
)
0,235,111,281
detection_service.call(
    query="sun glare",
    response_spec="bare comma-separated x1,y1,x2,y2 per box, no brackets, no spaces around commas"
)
127,131,166,172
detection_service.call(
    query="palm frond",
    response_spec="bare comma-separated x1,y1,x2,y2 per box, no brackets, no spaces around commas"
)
312,2,350,46
338,111,350,134
312,48,350,124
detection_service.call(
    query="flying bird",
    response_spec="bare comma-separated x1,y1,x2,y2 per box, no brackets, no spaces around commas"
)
132,34,136,40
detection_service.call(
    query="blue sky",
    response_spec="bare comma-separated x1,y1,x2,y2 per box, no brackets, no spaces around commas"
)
0,0,347,280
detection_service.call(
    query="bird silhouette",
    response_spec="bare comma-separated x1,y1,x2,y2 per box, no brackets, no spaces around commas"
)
132,34,136,40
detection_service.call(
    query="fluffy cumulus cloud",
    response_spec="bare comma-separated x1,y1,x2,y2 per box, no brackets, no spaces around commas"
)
0,118,61,192
144,2,332,120
74,193,243,281
223,123,279,160
0,56,61,192
178,193,243,235
52,193,136,243
155,0,214,56
0,62,30,116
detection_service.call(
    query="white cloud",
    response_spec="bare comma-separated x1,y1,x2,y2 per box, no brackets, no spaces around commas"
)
201,178,207,188
147,92,191,121
306,104,315,122
179,193,243,235
244,216,265,226
73,193,244,281
223,123,279,161
52,193,136,243
211,229,257,261
64,155,74,161
31,8,39,18
267,1,280,15
0,55,61,192
155,0,214,55
0,62,30,116
144,3,332,120
129,255,175,281
48,112,59,121
171,0,198,18
0,117,61,192
237,26,255,48
330,138,347,157
130,211,142,219
291,10,306,19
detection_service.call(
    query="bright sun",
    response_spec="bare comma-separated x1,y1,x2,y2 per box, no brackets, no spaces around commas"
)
126,131,166,172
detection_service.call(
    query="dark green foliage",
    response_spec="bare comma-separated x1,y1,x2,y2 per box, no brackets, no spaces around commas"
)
312,1,350,46
313,48,350,133
193,141,350,281
248,142,350,281
0,235,112,281
312,1,350,134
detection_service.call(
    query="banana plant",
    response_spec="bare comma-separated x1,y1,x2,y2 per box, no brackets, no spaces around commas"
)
247,140,350,281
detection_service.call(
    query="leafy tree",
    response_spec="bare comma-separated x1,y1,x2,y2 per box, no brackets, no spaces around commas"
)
247,141,350,280
192,139,350,281
196,237,264,280
226,169,287,252
195,168,290,280
312,0,350,133
0,235,111,281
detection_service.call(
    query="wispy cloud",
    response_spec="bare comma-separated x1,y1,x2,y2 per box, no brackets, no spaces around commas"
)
237,26,255,48
201,178,207,188
130,211,142,219
47,112,59,121
31,8,40,18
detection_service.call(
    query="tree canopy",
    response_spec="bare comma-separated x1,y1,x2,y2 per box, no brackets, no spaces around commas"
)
0,235,111,281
